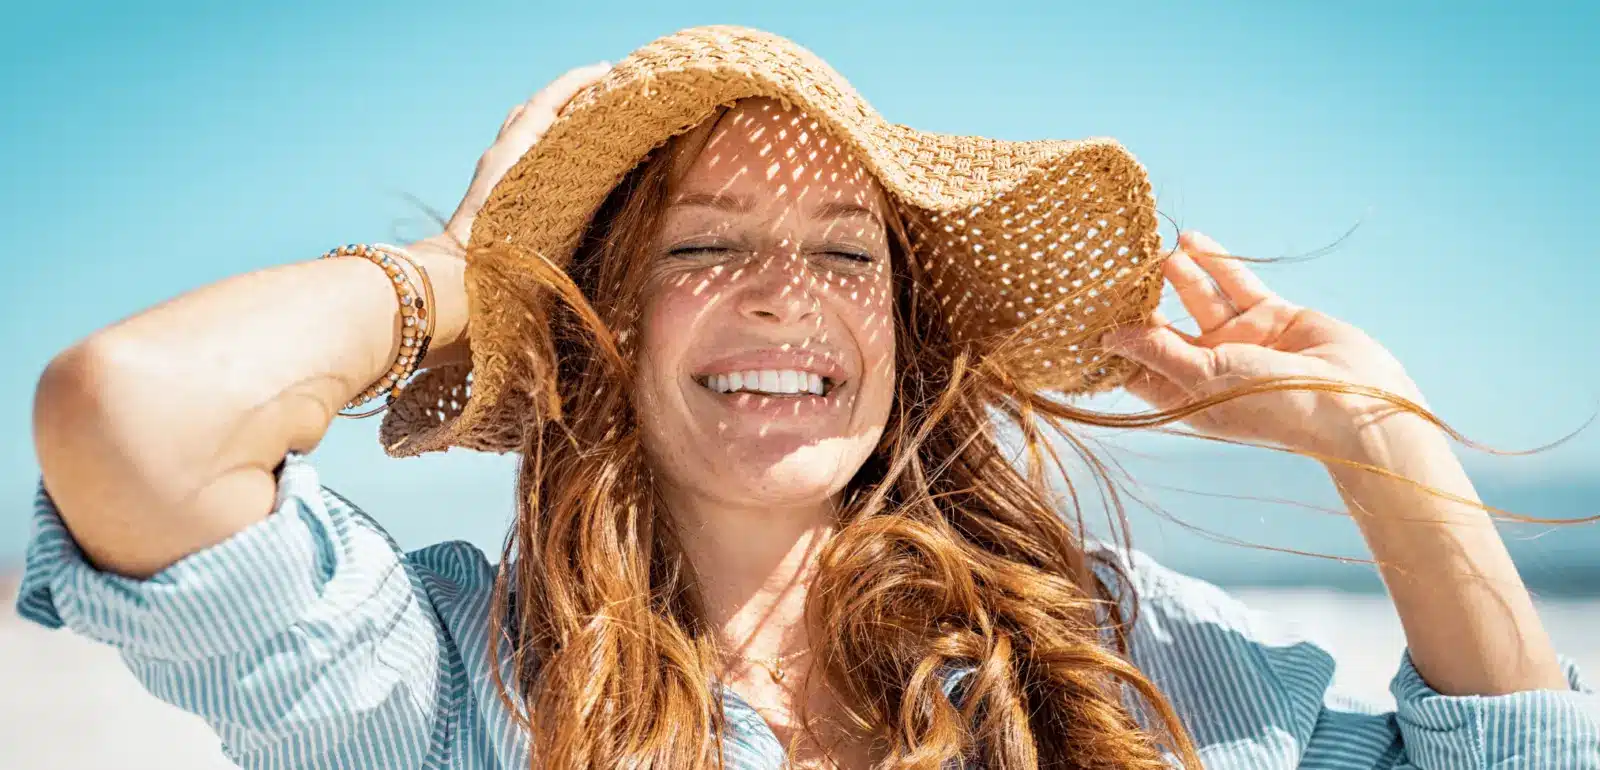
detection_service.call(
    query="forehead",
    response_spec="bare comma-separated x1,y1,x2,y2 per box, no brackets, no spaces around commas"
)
669,98,884,209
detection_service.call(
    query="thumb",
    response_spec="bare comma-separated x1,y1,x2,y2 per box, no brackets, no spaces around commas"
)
1103,323,1215,389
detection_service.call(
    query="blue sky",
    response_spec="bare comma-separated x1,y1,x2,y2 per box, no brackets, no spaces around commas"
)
2,1,1596,583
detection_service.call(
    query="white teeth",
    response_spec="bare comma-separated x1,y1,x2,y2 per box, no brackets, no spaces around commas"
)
701,369,834,396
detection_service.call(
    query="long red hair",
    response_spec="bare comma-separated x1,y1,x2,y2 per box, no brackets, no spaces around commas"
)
468,111,1488,767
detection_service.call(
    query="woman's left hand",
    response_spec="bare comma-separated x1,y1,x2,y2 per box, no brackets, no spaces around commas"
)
1103,231,1427,461
1108,234,1574,698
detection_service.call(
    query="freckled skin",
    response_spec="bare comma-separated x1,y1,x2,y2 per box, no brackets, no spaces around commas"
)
634,98,897,513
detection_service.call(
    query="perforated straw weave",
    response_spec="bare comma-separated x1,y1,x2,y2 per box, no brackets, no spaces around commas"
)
379,24,1165,457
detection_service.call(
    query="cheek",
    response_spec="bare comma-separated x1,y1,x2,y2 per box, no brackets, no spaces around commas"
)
828,270,897,402
637,276,715,377
833,269,894,353
633,270,743,449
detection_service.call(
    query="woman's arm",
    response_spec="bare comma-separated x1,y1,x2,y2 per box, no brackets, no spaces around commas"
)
31,62,610,580
1104,230,1573,698
32,237,467,579
1328,418,1566,695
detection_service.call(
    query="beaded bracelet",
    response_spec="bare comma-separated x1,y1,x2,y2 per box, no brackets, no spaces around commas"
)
320,243,436,418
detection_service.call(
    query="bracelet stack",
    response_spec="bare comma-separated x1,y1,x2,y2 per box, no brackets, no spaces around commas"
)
320,243,436,418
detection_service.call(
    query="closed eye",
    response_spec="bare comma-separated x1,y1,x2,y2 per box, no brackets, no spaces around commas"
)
822,249,873,264
668,245,872,263
668,245,734,257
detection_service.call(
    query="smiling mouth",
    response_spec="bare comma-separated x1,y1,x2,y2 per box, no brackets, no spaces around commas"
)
694,369,839,397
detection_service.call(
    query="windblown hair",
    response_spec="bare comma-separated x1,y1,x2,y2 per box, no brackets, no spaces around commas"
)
471,114,1449,768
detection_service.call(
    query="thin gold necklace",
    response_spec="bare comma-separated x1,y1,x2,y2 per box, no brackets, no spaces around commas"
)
729,648,812,683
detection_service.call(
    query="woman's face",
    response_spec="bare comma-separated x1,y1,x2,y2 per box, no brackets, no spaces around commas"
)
634,99,896,513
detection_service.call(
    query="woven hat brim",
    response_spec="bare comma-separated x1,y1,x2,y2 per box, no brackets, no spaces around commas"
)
380,25,1163,457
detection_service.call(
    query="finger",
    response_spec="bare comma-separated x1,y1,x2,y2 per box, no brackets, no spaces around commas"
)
1192,298,1304,349
1123,369,1192,412
1160,247,1235,332
500,63,611,145
1181,231,1275,310
510,62,612,133
498,104,527,136
1148,308,1198,343
1104,323,1215,389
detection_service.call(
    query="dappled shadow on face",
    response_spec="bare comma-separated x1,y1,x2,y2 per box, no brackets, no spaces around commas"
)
635,97,898,485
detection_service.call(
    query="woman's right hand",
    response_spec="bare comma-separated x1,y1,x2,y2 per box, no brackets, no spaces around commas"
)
31,62,611,578
444,61,612,246
411,61,612,367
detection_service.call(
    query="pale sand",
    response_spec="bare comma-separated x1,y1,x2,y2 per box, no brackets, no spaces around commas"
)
2,579,1596,770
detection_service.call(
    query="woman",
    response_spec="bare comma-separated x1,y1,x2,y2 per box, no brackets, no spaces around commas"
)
17,26,1596,770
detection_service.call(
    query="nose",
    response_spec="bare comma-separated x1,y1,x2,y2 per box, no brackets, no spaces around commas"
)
735,251,820,325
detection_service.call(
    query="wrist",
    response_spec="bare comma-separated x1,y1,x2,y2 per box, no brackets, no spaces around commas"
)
1321,408,1481,525
1316,376,1434,465
400,237,470,365
1340,412,1444,467
408,232,465,258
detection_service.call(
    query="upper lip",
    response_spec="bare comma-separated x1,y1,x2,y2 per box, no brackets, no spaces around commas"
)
691,348,851,383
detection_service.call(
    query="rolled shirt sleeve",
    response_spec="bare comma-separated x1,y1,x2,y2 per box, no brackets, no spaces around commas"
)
1389,648,1598,768
1098,545,1600,769
15,453,449,769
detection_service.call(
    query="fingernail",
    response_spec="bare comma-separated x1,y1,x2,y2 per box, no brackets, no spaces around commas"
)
1191,231,1225,254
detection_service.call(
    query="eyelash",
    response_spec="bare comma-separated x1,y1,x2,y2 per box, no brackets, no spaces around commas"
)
668,245,874,264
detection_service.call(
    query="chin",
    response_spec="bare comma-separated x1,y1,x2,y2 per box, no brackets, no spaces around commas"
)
724,433,879,504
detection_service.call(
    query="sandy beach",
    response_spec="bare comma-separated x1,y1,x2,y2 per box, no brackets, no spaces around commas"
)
3,575,1595,770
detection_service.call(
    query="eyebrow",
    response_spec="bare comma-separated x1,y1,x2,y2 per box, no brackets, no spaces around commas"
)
813,200,885,230
669,191,885,230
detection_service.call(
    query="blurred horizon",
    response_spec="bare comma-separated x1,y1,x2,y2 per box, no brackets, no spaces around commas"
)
2,1,1596,590
8,440,1595,593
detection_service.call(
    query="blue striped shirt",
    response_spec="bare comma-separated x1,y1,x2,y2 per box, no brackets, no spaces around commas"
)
16,453,1600,768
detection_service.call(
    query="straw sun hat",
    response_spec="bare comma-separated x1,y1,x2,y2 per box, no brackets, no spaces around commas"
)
380,24,1164,457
